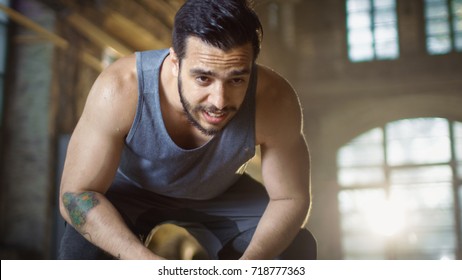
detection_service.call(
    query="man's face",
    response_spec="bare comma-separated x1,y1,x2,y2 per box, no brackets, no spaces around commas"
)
173,37,254,136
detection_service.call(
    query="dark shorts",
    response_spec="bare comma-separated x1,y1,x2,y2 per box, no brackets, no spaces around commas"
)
58,173,316,259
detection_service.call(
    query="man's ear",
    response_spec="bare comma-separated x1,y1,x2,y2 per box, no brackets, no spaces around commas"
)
170,47,180,77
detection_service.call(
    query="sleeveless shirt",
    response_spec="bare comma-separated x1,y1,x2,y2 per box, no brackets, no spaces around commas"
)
116,49,257,200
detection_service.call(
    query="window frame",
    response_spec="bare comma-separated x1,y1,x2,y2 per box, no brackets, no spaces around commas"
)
346,0,400,62
337,118,462,260
424,0,462,54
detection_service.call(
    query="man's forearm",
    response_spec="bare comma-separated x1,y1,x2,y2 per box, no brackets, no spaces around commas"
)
61,191,161,260
240,198,310,260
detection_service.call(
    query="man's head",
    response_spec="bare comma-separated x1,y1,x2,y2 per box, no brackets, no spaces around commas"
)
172,37,253,136
170,0,262,137
172,0,263,62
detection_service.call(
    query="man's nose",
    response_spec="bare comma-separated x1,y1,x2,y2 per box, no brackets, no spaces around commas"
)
208,83,227,110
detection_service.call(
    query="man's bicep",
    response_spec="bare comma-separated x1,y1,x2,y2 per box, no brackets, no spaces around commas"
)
61,118,124,194
60,62,135,195
60,89,127,196
260,132,310,201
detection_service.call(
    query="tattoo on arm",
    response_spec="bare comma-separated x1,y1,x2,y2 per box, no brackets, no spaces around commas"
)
63,192,100,229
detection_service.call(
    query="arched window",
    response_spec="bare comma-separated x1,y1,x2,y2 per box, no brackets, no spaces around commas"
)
337,118,462,259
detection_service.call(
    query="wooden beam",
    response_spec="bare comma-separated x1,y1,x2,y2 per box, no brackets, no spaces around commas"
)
0,3,68,48
65,12,133,57
136,0,178,26
0,3,104,72
103,11,169,51
166,0,186,11
99,0,173,51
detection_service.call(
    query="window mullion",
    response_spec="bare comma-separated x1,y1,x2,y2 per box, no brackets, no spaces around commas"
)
447,0,456,51
382,125,391,195
448,120,462,259
370,0,377,60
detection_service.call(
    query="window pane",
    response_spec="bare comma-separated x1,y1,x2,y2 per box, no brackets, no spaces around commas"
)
387,118,449,139
338,167,385,187
453,15,462,32
391,182,454,209
338,143,383,167
394,230,457,260
338,128,384,166
339,189,380,213
348,12,371,28
387,119,451,165
342,233,387,259
390,166,452,185
338,145,384,166
351,127,383,144
455,122,462,161
374,10,397,25
388,135,451,165
455,34,462,51
347,0,371,12
427,35,452,53
452,0,462,20
459,186,462,215
348,28,374,44
375,25,398,42
403,207,455,229
373,0,395,9
349,45,374,61
339,188,389,234
376,41,399,59
425,3,449,19
427,19,451,35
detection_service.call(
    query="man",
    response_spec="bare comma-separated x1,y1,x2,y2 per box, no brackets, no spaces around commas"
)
59,0,316,259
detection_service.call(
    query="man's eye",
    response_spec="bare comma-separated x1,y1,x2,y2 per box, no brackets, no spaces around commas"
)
196,76,209,83
230,78,245,85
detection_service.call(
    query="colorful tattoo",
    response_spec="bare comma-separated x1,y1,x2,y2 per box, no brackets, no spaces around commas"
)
63,192,99,228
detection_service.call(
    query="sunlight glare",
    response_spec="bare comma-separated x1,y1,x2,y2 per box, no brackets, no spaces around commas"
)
364,197,407,237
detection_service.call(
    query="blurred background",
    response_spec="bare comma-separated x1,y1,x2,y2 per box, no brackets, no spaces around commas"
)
0,0,461,260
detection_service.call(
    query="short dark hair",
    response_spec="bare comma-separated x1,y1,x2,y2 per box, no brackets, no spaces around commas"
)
172,0,263,61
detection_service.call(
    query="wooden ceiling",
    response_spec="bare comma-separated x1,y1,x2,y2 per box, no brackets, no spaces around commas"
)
1,0,277,71
37,0,185,57
34,0,276,55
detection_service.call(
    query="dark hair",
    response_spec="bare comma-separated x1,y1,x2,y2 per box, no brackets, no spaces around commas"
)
172,0,263,61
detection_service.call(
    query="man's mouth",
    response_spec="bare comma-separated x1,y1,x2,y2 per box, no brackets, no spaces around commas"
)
203,109,227,124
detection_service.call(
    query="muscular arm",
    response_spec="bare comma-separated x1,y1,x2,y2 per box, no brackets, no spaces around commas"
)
241,67,311,259
59,56,161,259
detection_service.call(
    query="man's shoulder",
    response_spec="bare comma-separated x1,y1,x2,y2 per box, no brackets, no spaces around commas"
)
254,64,303,145
89,54,138,106
99,54,137,88
255,64,297,106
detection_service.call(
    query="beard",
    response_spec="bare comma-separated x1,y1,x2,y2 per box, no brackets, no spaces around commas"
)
177,76,237,137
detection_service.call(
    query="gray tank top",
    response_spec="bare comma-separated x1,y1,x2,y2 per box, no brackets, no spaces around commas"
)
116,49,257,200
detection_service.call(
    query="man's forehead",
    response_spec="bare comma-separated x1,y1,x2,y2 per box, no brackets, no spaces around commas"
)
183,37,254,64
189,66,251,78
